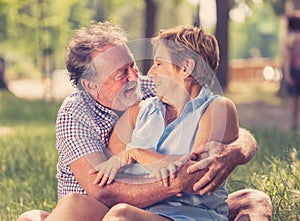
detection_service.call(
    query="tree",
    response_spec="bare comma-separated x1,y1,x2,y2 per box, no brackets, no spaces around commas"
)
0,56,9,91
215,0,231,90
143,0,157,74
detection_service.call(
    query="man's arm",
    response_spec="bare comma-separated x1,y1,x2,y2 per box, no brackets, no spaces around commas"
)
70,152,205,208
188,127,258,195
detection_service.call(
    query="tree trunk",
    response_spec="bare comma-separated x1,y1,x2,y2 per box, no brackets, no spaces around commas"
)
142,0,157,75
94,0,105,22
215,0,230,90
0,56,9,91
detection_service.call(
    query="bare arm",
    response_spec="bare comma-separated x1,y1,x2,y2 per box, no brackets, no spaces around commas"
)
192,97,239,148
92,103,182,186
188,97,258,195
70,151,207,208
70,103,198,208
70,154,184,208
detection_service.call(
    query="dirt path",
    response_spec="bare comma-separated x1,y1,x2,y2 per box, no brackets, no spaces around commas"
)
236,102,290,132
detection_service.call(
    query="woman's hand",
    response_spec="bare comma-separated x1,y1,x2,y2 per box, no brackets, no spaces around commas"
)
89,150,136,186
148,154,193,187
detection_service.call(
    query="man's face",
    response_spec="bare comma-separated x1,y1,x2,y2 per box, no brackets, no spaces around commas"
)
92,45,142,111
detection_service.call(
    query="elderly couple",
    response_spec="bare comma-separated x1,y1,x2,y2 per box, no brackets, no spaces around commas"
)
18,21,271,221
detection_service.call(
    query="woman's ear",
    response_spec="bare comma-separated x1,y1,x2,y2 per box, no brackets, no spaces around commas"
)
183,58,195,79
81,79,98,98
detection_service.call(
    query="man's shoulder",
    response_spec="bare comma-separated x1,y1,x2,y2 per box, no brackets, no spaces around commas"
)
139,75,156,99
57,92,92,121
59,92,83,113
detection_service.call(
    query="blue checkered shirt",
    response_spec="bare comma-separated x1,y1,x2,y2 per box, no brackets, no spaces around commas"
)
56,76,156,199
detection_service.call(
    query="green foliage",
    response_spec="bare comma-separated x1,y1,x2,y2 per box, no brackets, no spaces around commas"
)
230,1,280,59
0,91,300,220
0,0,93,79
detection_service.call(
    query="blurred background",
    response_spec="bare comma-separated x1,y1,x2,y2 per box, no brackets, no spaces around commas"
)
0,0,295,130
0,1,300,220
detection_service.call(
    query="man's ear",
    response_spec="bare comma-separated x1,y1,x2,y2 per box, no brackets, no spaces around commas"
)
183,58,195,79
81,79,98,98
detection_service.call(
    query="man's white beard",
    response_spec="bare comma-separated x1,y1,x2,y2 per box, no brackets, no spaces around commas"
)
112,80,142,111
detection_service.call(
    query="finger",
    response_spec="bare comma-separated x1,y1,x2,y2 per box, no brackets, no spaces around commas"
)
196,172,224,195
107,168,118,185
173,154,190,168
195,155,215,170
99,174,109,187
167,164,177,179
193,141,221,155
154,171,162,184
93,171,104,184
89,168,99,174
193,172,217,194
189,153,198,161
192,144,209,155
176,193,183,197
160,168,169,187
173,160,183,168
99,169,111,187
199,166,234,195
187,161,203,174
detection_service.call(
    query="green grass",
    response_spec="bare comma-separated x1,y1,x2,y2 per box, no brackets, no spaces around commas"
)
0,92,59,221
0,90,300,220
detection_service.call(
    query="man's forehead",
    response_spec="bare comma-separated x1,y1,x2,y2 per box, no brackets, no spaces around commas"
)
93,44,134,77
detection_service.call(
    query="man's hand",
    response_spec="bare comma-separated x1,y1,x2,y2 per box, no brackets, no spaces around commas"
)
187,141,244,195
170,160,208,194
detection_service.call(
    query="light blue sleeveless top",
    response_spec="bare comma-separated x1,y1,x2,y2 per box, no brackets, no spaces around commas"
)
125,87,228,221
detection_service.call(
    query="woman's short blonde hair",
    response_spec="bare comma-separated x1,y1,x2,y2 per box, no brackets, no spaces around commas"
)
152,26,219,88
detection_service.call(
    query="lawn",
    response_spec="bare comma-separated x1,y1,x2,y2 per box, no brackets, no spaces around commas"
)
0,83,299,220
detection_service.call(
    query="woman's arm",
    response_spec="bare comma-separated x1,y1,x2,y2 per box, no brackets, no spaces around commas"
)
92,102,180,186
108,103,174,164
187,97,260,195
192,96,239,151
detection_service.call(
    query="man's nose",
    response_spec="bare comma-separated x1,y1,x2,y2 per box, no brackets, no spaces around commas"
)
128,66,138,81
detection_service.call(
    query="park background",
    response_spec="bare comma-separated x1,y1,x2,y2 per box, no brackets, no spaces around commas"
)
0,0,299,220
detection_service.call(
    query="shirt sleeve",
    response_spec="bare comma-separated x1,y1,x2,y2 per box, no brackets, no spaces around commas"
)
56,111,106,166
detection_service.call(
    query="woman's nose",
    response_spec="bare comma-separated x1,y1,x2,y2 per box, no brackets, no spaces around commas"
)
147,66,155,78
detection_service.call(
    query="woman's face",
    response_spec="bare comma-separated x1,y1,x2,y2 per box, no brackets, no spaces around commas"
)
147,44,184,99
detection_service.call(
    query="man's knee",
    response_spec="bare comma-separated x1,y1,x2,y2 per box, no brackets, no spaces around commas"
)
227,189,272,221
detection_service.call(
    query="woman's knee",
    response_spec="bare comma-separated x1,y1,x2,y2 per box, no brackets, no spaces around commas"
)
103,203,133,221
57,193,89,209
17,210,49,221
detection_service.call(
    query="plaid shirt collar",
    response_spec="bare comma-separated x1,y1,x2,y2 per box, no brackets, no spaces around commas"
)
78,89,119,124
